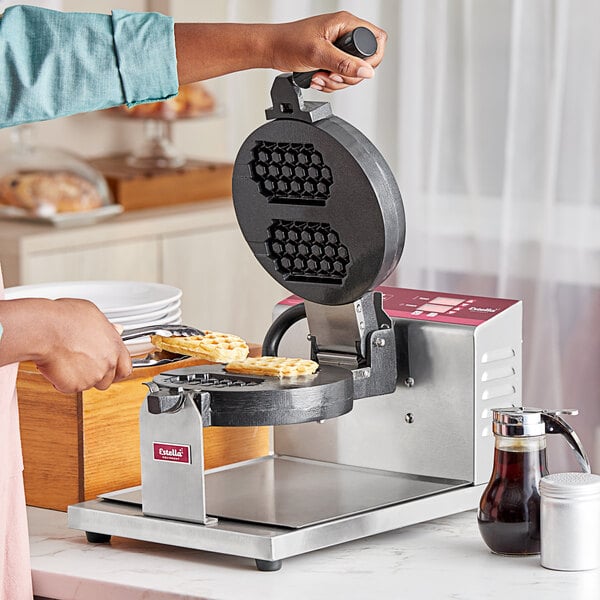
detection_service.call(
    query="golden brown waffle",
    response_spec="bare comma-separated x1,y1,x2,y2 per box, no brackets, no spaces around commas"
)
225,356,319,378
151,330,249,363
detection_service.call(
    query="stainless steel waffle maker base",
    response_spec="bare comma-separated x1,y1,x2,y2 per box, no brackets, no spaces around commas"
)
68,30,523,571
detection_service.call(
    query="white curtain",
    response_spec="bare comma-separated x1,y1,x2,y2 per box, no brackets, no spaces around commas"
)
226,0,600,472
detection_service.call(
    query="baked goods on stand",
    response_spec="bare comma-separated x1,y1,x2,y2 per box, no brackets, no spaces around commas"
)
115,82,215,120
107,82,218,169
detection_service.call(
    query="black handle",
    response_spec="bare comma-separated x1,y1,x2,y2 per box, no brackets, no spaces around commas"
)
292,26,378,89
262,303,307,356
542,412,592,473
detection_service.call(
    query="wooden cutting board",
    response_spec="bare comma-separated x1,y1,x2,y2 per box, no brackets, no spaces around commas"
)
89,155,233,211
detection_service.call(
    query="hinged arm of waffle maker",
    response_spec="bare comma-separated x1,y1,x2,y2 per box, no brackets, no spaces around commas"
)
262,291,398,400
306,291,398,399
265,74,333,123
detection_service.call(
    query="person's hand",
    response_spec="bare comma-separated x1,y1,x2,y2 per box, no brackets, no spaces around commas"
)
35,298,132,393
267,12,387,92
0,297,132,393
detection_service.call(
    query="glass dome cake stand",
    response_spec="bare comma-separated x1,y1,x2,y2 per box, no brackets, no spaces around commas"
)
0,125,121,227
122,115,219,170
105,82,222,170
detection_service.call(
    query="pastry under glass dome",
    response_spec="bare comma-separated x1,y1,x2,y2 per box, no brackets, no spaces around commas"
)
0,126,114,218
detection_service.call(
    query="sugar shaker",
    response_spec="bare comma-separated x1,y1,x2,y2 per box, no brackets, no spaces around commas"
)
540,472,600,571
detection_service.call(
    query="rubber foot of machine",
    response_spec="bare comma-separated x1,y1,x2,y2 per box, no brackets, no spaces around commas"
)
85,531,112,544
255,559,282,571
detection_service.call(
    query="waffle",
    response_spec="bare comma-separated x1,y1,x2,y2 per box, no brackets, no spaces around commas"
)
151,330,249,363
225,356,319,378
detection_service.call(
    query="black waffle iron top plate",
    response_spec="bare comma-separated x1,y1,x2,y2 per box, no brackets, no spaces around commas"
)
232,74,406,306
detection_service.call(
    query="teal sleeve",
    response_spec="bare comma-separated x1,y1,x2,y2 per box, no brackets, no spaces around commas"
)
0,5,178,129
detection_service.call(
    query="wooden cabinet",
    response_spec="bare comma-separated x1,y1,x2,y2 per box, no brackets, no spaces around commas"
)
0,200,287,344
24,238,160,284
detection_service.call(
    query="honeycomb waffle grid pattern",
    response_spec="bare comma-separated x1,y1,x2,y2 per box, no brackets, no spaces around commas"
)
266,219,351,284
249,141,333,206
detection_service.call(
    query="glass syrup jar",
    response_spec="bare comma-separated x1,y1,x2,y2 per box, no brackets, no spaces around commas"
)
477,407,591,556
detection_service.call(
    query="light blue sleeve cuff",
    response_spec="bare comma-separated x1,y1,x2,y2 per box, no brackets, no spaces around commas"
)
0,323,3,341
0,6,179,129
111,10,179,108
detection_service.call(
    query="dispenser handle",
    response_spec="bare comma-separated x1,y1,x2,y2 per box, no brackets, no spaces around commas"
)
292,27,378,89
542,411,591,473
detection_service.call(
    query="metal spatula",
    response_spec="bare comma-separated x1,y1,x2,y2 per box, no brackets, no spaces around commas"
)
122,324,204,342
123,324,204,368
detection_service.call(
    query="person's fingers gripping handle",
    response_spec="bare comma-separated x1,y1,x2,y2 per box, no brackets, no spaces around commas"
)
292,26,378,89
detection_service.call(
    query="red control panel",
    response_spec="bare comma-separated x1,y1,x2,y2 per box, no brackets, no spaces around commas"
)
280,286,519,327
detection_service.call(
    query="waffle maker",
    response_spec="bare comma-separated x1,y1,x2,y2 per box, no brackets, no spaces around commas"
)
69,29,523,571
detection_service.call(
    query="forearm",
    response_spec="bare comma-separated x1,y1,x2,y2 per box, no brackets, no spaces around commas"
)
175,12,386,92
175,23,272,84
0,299,54,366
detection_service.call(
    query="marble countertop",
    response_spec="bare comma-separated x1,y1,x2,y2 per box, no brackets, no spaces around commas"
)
29,507,599,600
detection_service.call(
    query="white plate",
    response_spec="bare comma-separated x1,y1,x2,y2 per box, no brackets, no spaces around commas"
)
120,309,182,332
5,281,182,316
108,300,181,325
0,204,123,228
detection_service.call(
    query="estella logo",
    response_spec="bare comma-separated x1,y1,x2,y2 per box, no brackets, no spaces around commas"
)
153,442,191,464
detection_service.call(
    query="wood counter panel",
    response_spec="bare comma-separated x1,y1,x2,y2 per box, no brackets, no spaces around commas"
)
17,367,82,510
18,346,270,511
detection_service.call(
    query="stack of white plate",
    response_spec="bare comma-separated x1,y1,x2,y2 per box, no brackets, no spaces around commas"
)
4,280,183,356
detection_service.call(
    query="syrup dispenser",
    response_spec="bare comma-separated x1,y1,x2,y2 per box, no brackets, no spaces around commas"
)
478,407,591,555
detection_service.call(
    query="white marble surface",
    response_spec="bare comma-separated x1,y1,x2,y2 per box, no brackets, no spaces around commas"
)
29,506,599,600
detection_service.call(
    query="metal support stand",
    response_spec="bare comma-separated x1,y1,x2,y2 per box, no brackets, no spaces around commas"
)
139,388,217,525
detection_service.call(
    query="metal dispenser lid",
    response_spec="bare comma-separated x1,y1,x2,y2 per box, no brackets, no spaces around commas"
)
492,407,550,437
492,406,591,473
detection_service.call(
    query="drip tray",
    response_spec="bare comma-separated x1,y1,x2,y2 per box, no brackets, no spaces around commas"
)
101,456,469,529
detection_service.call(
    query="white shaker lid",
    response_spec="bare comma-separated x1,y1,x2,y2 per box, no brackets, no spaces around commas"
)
540,472,600,499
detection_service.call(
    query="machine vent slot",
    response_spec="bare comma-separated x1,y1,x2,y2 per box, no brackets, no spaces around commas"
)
481,366,516,382
481,347,516,364
266,220,350,285
481,384,517,401
249,141,333,206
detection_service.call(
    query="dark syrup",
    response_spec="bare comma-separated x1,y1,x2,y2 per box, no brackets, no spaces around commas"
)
477,447,549,555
